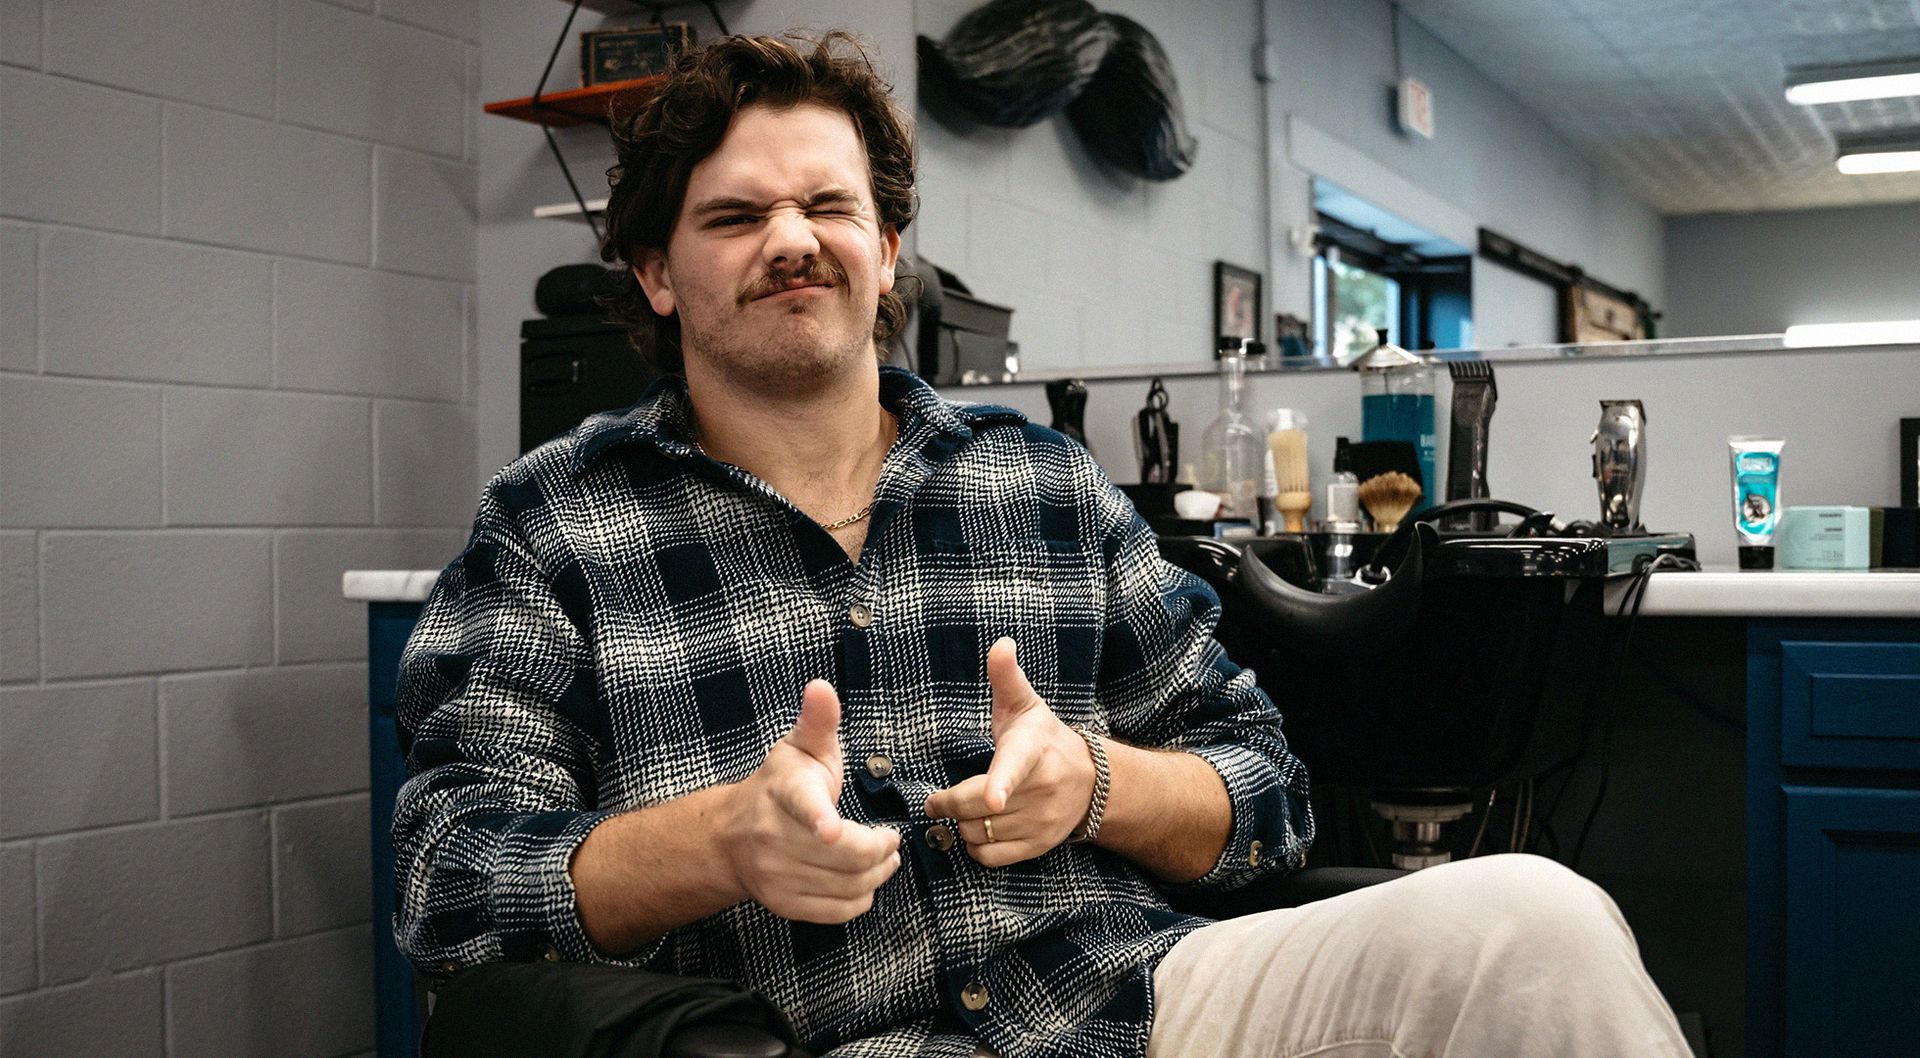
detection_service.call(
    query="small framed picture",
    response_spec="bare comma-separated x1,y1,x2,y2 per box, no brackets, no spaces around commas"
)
1214,261,1262,354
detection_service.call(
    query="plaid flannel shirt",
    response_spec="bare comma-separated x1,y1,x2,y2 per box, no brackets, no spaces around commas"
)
392,366,1313,1058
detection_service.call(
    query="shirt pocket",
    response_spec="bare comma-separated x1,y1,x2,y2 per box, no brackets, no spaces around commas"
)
923,535,1105,712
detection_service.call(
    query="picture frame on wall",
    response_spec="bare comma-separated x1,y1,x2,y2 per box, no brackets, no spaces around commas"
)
1214,261,1262,353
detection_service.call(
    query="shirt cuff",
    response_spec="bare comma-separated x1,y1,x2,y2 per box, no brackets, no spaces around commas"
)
494,809,667,970
1175,742,1299,890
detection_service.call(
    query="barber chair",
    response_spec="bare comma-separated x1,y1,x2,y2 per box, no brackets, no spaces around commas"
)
424,867,1413,1058
1159,498,1637,871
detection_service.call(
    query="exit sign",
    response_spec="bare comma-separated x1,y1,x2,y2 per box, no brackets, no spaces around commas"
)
1397,77,1434,139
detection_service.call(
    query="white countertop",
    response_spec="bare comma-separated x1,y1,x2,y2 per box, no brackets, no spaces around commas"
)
343,569,441,602
1604,569,1920,618
349,567,1920,618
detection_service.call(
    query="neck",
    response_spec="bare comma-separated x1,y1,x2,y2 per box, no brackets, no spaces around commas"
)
682,357,893,505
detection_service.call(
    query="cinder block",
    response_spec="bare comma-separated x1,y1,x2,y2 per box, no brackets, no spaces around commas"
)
0,375,162,528
37,814,271,983
275,259,463,401
0,222,34,372
1,0,40,67
379,0,477,43
160,663,368,816
0,681,158,838
280,0,464,158
0,69,160,234
42,531,272,679
374,399,477,527
44,0,272,114
41,229,272,386
275,528,462,664
372,148,476,281
273,795,372,935
0,970,165,1058
165,105,371,265
0,532,36,683
166,926,374,1058
966,197,1052,310
163,387,370,526
1,843,33,993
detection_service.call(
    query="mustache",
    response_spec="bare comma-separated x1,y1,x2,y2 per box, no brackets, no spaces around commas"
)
739,259,848,304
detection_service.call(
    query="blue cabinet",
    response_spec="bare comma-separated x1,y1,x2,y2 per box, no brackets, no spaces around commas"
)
367,601,427,1058
1748,620,1920,1058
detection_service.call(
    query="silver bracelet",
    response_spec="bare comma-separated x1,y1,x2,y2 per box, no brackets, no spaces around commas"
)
1067,727,1110,844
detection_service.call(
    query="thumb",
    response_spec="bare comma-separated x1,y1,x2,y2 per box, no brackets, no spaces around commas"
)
789,679,844,765
986,637,1042,737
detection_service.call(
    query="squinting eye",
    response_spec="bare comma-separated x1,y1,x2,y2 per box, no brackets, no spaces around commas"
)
713,215,757,227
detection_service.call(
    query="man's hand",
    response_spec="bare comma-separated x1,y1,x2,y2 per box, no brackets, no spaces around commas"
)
924,637,1096,868
721,678,901,923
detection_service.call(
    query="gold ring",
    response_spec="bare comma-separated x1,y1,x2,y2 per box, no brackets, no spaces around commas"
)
982,817,996,843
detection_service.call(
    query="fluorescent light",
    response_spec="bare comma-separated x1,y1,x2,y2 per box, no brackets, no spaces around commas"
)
1834,129,1920,174
1838,149,1920,174
1786,59,1920,104
1783,321,1920,347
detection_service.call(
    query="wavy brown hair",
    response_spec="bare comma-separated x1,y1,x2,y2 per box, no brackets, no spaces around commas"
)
597,32,917,375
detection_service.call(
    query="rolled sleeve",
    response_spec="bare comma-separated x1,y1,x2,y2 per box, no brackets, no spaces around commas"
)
390,478,657,972
1089,465,1314,892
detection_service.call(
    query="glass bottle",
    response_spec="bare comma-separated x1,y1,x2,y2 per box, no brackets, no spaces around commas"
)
1200,347,1263,523
1356,329,1437,501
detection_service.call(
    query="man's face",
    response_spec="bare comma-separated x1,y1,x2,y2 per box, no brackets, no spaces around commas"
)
635,103,901,393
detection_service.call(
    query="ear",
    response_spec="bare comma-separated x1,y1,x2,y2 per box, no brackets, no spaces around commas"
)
876,225,902,297
633,249,675,317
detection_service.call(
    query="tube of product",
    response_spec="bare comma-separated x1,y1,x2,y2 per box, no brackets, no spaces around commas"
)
1728,436,1784,569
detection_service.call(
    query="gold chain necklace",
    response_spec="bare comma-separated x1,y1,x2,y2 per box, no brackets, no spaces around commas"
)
691,416,893,532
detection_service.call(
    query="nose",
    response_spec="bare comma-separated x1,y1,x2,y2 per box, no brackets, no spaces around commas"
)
762,208,821,270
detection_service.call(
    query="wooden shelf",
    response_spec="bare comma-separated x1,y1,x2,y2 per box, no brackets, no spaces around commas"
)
482,75,663,127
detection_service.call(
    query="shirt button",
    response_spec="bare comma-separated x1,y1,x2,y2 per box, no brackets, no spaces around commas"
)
440,960,460,975
866,754,894,779
1249,839,1265,867
542,945,560,962
924,823,955,851
848,602,873,628
961,981,990,1011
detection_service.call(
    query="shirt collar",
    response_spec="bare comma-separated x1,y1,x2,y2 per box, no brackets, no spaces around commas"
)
567,365,1026,475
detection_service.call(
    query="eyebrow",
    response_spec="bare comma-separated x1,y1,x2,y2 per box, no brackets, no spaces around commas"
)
688,187,864,219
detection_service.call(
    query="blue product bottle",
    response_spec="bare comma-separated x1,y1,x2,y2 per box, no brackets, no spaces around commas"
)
1356,330,1436,500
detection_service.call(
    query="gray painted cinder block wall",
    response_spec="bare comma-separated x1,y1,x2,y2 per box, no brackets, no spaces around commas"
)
0,0,473,1053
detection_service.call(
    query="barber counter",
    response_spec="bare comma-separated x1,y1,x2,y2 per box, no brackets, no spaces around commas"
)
347,568,1920,1058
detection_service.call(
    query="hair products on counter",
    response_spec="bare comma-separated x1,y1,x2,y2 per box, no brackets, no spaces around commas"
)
1728,436,1784,569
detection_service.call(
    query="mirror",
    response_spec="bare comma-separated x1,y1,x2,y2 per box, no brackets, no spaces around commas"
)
911,0,1919,379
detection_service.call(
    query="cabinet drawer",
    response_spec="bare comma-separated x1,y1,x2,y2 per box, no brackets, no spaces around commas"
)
1780,641,1920,770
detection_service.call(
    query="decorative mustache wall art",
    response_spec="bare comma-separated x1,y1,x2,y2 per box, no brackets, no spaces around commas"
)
918,0,1200,181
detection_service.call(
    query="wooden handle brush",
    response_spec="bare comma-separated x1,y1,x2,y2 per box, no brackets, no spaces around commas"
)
1358,471,1422,533
1269,428,1312,532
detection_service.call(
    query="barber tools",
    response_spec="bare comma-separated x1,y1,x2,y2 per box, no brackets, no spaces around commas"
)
1443,361,1497,531
1590,399,1648,535
1047,378,1092,452
1134,378,1178,484
1358,471,1422,534
1268,409,1311,532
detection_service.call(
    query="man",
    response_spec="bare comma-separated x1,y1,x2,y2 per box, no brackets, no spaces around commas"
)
393,32,1692,1058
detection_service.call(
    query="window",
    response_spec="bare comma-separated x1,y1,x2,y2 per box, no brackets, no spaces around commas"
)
1308,180,1472,360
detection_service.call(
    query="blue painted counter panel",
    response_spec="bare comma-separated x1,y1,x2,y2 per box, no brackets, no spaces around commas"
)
1748,619,1920,1058
368,601,425,1058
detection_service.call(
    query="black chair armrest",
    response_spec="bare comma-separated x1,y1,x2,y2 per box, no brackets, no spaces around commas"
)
664,1023,803,1058
1166,866,1409,920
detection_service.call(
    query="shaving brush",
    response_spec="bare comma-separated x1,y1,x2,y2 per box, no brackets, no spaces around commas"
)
1358,471,1422,533
1268,428,1312,532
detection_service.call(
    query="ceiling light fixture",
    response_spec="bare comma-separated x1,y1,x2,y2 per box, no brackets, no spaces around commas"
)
1834,129,1920,174
1783,320,1920,347
1785,58,1920,105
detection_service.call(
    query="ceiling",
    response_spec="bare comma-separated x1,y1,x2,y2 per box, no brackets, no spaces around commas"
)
1395,0,1920,214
